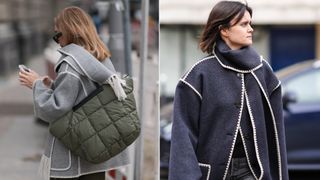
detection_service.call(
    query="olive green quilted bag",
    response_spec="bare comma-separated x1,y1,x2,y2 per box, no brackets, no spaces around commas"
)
49,76,140,164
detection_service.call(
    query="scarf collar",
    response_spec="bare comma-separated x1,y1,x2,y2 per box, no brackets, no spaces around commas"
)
55,43,127,100
214,39,262,73
55,43,115,83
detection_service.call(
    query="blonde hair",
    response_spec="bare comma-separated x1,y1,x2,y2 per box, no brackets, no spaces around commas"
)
55,6,111,61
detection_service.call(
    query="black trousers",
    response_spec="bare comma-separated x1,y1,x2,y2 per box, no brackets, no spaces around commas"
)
226,158,255,180
50,172,105,180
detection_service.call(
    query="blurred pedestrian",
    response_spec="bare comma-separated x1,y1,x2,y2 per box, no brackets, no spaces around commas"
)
169,1,288,180
19,6,129,180
89,7,102,34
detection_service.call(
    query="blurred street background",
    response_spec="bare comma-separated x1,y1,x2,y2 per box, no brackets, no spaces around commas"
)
0,0,159,180
160,0,320,97
160,0,320,179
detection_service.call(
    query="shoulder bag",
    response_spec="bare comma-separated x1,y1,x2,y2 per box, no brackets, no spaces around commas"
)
49,75,140,164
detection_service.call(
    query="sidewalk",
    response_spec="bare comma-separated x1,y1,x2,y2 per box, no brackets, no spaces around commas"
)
0,115,47,180
0,55,48,180
0,55,47,115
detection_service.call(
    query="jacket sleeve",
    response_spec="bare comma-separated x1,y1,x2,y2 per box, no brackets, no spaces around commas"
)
270,85,289,180
169,80,202,180
32,72,81,123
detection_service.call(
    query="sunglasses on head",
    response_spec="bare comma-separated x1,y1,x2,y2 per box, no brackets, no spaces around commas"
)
53,32,62,43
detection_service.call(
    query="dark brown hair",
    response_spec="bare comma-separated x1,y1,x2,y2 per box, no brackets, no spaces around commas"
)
55,6,111,61
199,1,252,54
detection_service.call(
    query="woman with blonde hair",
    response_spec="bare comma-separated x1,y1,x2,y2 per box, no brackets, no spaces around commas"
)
19,6,129,180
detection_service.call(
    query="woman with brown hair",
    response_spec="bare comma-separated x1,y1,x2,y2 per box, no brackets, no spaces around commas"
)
19,6,128,180
169,1,288,180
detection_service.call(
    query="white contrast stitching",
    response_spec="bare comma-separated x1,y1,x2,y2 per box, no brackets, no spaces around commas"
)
223,73,245,180
50,164,129,178
261,59,281,93
239,127,258,180
251,72,282,180
54,55,66,72
179,56,215,100
199,163,211,180
262,59,273,70
58,50,110,83
213,52,263,73
179,79,202,100
78,156,80,175
272,81,281,92
50,138,72,171
244,89,264,180
182,56,215,80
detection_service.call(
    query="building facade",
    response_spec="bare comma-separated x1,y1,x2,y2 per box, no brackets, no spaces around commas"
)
160,0,320,97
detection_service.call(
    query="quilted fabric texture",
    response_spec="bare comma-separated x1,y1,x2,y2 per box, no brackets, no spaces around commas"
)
49,76,140,164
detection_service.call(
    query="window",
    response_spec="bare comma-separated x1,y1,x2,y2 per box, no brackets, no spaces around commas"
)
283,69,320,103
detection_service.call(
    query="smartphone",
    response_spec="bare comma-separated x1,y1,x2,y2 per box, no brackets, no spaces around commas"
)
18,64,30,72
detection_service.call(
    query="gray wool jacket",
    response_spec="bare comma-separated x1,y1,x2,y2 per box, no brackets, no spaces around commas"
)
33,44,129,179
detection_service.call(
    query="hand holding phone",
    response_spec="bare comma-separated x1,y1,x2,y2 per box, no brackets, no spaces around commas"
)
19,64,30,72
18,64,41,89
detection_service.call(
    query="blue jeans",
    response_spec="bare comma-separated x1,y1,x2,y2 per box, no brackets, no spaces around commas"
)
226,158,255,180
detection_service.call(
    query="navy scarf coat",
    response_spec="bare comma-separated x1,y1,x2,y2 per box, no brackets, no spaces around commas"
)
169,41,289,180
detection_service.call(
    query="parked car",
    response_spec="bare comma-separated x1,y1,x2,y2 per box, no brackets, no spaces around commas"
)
277,60,320,170
160,60,320,179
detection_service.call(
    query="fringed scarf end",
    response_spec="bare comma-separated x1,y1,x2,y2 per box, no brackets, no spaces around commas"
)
107,75,127,101
38,155,51,180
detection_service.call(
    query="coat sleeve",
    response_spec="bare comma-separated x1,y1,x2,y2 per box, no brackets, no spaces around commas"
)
270,85,289,180
32,72,81,123
169,80,202,180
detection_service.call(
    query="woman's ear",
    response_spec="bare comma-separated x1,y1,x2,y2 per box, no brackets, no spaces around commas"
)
220,27,228,38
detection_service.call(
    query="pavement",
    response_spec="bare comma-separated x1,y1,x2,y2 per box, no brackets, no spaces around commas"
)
0,52,159,180
0,55,48,180
0,55,47,115
0,115,46,180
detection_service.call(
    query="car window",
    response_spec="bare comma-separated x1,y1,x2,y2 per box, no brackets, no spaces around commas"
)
283,69,320,103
